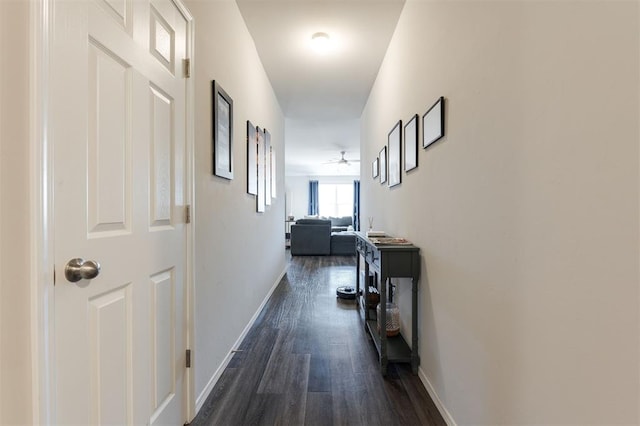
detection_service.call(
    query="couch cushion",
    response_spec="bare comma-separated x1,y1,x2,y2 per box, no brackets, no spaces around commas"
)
296,219,331,226
329,216,352,227
330,232,356,255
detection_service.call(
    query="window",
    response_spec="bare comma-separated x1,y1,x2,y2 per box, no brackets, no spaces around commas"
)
318,183,353,217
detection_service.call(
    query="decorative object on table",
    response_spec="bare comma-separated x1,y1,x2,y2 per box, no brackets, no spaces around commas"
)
377,301,401,337
246,121,258,195
369,237,412,245
366,286,380,308
287,215,295,221
264,129,272,205
212,81,233,179
388,120,402,187
423,96,445,149
366,230,386,238
404,114,419,172
336,286,357,300
367,216,374,231
379,146,387,184
372,157,379,178
256,127,266,213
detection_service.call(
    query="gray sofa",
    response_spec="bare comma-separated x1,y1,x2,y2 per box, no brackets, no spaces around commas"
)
290,218,355,256
290,219,331,255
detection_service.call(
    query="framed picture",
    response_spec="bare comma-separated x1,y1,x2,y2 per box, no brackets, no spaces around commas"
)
270,146,276,198
372,157,379,178
264,129,272,205
423,96,445,149
404,114,418,172
379,146,387,184
256,127,266,213
212,81,233,179
246,121,258,195
388,120,402,187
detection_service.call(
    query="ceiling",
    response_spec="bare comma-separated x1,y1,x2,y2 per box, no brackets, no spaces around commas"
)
236,0,405,176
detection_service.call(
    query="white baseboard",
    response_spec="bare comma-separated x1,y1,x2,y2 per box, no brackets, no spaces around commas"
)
194,265,288,413
418,367,457,426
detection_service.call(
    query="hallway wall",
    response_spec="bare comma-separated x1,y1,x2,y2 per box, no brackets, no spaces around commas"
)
186,0,287,410
0,1,33,424
360,1,639,424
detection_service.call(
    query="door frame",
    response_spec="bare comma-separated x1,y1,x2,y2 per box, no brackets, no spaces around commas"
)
28,0,196,422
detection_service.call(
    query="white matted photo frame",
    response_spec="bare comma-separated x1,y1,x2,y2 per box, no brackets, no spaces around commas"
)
372,157,379,178
256,127,266,213
423,96,445,149
379,146,387,184
388,120,402,187
264,129,272,205
246,121,258,195
213,81,233,179
404,114,419,172
270,146,276,199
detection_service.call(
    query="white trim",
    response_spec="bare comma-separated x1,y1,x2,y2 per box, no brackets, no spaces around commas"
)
194,266,288,414
170,0,196,423
30,0,54,424
418,367,457,426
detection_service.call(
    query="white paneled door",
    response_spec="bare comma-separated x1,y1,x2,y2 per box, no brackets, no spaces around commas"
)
52,0,190,424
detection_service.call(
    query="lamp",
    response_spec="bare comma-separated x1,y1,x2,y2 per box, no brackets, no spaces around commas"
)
311,32,331,53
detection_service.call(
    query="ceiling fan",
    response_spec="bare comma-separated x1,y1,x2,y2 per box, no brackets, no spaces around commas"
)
324,151,360,167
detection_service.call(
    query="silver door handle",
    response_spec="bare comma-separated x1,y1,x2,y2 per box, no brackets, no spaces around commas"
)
65,258,101,282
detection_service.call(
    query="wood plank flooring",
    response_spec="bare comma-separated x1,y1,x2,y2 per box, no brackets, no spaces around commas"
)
191,255,446,426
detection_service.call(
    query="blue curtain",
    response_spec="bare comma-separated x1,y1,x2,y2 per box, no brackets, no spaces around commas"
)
353,180,360,231
308,180,319,216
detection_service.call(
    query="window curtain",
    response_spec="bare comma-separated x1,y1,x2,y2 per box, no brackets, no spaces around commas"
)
353,180,360,231
308,180,319,216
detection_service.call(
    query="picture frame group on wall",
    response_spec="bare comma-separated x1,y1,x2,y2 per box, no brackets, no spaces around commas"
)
212,81,233,180
372,96,446,187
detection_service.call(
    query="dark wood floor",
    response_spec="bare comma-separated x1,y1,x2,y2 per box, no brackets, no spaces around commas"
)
191,255,446,426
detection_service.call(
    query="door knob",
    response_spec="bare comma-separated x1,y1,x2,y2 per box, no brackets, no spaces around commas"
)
65,258,101,283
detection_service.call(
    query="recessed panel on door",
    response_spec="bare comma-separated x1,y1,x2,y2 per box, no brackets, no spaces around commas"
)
150,7,175,73
150,269,176,420
88,285,133,425
149,84,174,228
96,0,132,32
88,40,131,236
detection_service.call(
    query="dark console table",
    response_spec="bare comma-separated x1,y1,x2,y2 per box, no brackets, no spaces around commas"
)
355,231,420,375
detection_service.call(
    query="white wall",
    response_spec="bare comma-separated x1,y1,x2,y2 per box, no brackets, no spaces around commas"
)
185,0,287,411
361,1,639,424
285,175,359,220
0,1,33,424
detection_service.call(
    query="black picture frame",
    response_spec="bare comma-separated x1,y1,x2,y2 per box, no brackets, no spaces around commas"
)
404,114,419,172
256,127,266,213
423,96,445,149
379,146,387,184
213,81,233,179
388,120,402,187
270,146,276,199
264,129,272,205
372,157,379,178
246,121,258,195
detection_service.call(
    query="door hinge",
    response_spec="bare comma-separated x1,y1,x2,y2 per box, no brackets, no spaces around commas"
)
186,349,191,368
185,204,191,224
183,58,191,78
53,266,56,286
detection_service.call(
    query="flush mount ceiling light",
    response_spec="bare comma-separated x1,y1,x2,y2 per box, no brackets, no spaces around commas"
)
311,32,331,53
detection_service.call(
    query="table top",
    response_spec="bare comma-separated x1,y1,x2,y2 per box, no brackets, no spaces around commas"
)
355,231,420,252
